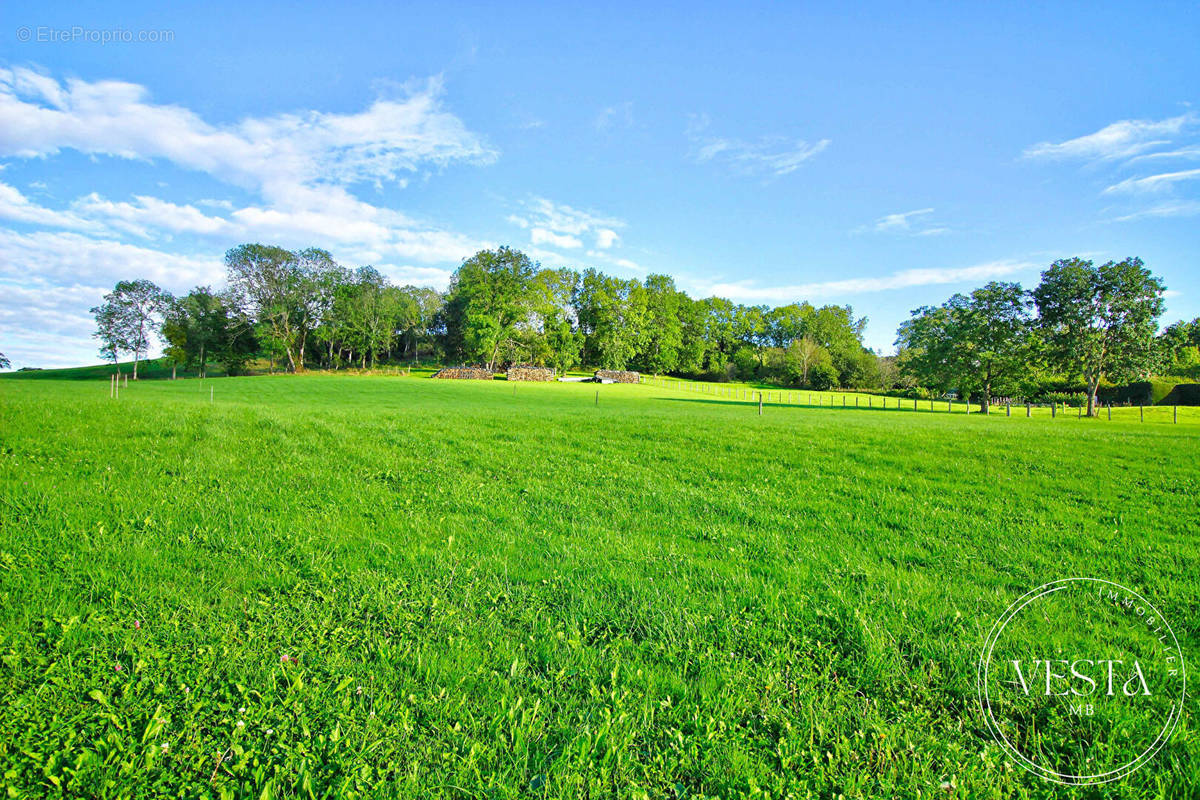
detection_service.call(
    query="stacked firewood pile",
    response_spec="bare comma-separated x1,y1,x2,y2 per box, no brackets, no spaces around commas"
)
506,365,555,381
431,367,494,380
594,369,640,383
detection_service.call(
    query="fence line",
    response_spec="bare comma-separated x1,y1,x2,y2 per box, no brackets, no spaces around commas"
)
636,375,1185,424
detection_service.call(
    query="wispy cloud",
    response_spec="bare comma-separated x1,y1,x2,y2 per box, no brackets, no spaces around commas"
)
1103,168,1200,194
1112,201,1200,222
595,102,634,132
1026,112,1200,223
700,260,1034,303
1024,113,1196,161
856,207,949,237
687,114,829,177
507,196,625,252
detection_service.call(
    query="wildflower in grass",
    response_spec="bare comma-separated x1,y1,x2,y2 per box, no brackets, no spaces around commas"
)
281,654,291,663
266,728,274,735
236,720,245,728
356,686,363,695
160,743,169,751
134,620,142,629
238,706,246,713
114,664,122,672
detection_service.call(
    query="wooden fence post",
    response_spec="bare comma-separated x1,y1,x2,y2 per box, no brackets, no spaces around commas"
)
758,392,762,416
1107,404,1112,421
1139,404,1143,422
1174,404,1178,424
1006,403,1011,417
1051,404,1056,419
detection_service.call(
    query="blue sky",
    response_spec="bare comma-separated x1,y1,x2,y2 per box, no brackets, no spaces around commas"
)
1,2,1197,368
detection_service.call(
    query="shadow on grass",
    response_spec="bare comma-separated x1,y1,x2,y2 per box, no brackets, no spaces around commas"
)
650,396,952,414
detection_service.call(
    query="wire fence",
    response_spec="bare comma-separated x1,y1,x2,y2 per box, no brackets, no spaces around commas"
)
638,375,1192,425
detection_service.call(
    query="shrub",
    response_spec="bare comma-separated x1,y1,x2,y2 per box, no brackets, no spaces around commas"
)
809,362,839,391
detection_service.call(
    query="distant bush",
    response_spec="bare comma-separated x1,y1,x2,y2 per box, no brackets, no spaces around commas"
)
809,362,839,391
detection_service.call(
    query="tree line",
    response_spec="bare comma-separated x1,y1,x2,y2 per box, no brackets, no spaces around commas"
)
90,243,881,389
896,257,1199,415
88,245,1197,417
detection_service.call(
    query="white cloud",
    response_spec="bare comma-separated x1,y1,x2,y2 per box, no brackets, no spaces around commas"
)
509,196,625,255
71,193,234,237
0,228,224,290
688,114,830,177
873,208,933,233
701,260,1034,302
594,228,620,249
0,66,494,262
0,181,99,231
0,278,111,369
530,227,582,249
1103,168,1200,194
1112,201,1200,222
0,67,496,200
1024,113,1196,161
855,208,947,236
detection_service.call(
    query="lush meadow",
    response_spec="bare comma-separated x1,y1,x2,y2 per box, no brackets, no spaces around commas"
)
1,373,1197,798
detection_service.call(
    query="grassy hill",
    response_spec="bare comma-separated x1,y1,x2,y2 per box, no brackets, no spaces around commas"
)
1,373,1196,797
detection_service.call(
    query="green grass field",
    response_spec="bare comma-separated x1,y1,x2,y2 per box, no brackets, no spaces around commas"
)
1,372,1197,798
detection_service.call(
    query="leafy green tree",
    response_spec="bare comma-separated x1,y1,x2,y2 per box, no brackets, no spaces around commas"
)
638,274,684,374
785,336,825,385
766,303,811,348
161,287,227,378
575,269,648,369
90,279,168,379
441,247,537,370
1157,318,1200,375
226,244,333,372
0,352,9,370
520,268,580,371
1033,257,1165,416
897,282,1036,411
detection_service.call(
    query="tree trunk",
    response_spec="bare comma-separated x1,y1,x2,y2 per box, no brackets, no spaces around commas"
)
172,363,176,380
1087,374,1100,417
133,354,140,380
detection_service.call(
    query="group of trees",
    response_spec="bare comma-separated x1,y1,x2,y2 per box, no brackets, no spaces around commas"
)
440,247,878,386
896,257,1186,415
92,244,880,388
88,244,1192,418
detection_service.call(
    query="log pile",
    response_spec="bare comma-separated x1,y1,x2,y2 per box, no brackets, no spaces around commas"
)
506,365,555,381
594,369,640,384
431,367,494,380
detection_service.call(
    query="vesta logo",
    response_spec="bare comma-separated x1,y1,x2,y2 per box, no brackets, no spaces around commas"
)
978,578,1185,785
1004,659,1151,697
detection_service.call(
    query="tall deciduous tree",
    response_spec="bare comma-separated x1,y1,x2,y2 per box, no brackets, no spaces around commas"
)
90,279,167,379
441,247,537,370
0,352,9,370
897,282,1036,411
638,274,684,374
226,244,333,372
1033,257,1164,416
